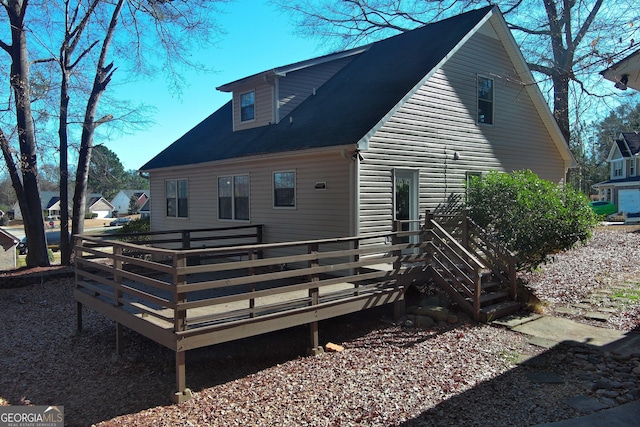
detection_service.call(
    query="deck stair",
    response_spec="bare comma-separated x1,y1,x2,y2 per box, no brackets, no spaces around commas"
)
423,211,520,322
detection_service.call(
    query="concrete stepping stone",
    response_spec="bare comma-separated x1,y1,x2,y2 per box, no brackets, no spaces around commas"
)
584,311,611,322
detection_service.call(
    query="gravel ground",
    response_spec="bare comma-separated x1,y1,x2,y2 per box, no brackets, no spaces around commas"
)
1,225,640,426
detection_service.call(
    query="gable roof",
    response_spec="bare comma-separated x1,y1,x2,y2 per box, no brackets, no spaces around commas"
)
620,132,640,157
140,6,573,171
87,196,115,210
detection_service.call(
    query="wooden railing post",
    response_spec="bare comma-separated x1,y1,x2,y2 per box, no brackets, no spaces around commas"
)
424,210,434,268
392,220,402,271
461,208,470,250
308,243,321,354
181,231,191,250
172,253,192,403
509,256,518,300
114,246,124,358
248,249,256,317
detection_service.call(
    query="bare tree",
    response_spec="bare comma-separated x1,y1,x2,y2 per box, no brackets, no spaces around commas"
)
1,0,228,266
276,0,639,145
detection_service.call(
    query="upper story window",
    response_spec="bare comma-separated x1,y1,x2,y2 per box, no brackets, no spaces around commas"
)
166,179,188,218
218,175,250,220
273,171,295,208
240,91,255,122
477,76,494,125
613,160,624,178
630,158,636,177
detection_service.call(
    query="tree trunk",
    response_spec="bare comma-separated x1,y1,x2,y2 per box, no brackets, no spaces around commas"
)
71,0,123,238
6,0,49,267
59,66,72,265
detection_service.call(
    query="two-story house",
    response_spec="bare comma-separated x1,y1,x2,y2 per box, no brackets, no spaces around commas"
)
593,132,640,215
597,48,640,217
139,6,574,243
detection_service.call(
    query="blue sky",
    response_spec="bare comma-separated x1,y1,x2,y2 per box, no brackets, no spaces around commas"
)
106,2,324,171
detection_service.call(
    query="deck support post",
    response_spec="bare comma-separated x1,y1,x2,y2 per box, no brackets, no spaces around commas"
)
172,350,192,403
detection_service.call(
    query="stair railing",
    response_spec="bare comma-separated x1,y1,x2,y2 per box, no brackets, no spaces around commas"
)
434,210,518,301
424,211,486,320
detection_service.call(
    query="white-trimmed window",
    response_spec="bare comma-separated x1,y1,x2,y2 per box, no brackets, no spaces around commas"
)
477,76,494,125
166,179,188,218
240,91,255,122
218,175,250,220
631,158,636,177
613,160,623,178
273,171,296,208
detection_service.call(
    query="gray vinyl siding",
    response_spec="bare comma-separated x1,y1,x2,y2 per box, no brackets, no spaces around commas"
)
359,31,566,235
148,149,353,245
278,57,354,121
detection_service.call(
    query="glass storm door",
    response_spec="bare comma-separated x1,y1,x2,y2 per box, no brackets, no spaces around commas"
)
394,169,419,245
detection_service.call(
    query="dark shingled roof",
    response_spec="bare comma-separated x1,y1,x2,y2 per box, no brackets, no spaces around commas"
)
618,132,640,157
140,6,494,171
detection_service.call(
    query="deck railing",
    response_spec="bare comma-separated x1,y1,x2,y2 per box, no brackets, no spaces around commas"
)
74,224,428,401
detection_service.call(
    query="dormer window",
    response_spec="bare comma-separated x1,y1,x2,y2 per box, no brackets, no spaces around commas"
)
240,91,255,122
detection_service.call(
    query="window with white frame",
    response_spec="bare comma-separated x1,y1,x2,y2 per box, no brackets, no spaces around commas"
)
273,171,295,208
218,175,250,220
240,91,255,122
613,160,623,178
477,76,494,125
631,158,636,177
166,179,188,218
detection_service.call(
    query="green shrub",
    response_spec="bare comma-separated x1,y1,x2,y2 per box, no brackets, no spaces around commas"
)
467,170,598,271
115,217,151,241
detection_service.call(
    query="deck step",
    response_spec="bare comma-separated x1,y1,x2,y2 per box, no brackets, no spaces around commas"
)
479,301,521,322
477,291,509,305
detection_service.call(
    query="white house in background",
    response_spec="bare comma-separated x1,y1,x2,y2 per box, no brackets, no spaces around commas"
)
11,191,112,220
593,132,640,214
110,190,149,216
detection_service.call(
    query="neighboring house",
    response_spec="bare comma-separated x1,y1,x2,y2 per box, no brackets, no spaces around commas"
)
601,48,640,91
111,190,149,216
592,132,640,214
596,49,640,216
11,191,109,220
139,6,574,244
0,228,19,269
139,198,150,220
87,196,115,218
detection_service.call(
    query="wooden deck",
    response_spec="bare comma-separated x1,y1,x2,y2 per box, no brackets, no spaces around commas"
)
74,214,519,402
74,225,427,402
